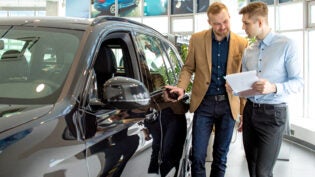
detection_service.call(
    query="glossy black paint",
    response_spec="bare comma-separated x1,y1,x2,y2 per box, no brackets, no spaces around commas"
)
0,16,192,177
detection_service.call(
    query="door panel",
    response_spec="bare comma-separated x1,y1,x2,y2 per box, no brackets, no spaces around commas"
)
134,31,189,176
85,31,151,177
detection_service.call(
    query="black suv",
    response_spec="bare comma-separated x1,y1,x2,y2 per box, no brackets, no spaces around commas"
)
0,16,192,177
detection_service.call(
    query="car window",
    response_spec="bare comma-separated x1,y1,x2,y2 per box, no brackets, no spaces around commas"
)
106,46,126,76
160,40,184,86
91,36,133,102
0,27,82,103
135,33,171,92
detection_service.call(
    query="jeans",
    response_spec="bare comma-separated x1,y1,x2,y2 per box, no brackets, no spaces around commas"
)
191,96,235,177
243,100,287,177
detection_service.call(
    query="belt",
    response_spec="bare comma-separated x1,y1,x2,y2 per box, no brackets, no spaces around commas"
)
247,100,287,109
207,94,227,102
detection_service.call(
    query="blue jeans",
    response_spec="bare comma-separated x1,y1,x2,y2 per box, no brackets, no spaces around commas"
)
191,96,235,177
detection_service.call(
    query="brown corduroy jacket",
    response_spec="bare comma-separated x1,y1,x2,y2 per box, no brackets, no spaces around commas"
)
177,29,248,120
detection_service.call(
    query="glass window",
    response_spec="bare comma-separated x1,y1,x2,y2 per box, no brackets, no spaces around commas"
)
125,17,142,23
0,11,8,17
0,0,46,17
250,0,274,5
278,2,303,30
195,13,209,32
268,6,275,32
171,17,193,34
221,0,244,34
0,26,82,103
143,17,168,34
9,11,36,16
36,11,46,16
161,41,183,85
66,0,90,18
309,1,315,26
231,13,243,34
111,48,125,75
135,33,171,92
279,0,292,3
308,30,315,119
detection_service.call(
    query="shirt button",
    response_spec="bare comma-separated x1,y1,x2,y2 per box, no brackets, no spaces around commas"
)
218,54,220,57
259,70,261,72
217,88,220,91
218,66,220,69
217,77,220,80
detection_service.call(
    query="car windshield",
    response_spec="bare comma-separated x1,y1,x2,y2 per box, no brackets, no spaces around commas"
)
0,26,83,104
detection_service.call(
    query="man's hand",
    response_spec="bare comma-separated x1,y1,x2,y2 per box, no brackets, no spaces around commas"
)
252,79,277,94
163,85,185,102
225,83,233,93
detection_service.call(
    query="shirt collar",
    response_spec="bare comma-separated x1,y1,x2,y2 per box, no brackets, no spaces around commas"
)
259,31,274,47
211,30,230,42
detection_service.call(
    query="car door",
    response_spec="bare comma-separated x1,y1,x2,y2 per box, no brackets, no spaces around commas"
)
129,31,190,177
82,31,153,177
82,27,190,177
160,38,193,177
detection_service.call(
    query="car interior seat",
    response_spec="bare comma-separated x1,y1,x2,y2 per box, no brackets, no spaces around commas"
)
0,49,29,82
94,46,117,100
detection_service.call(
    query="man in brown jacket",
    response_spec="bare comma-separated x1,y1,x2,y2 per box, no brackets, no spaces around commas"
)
165,2,247,177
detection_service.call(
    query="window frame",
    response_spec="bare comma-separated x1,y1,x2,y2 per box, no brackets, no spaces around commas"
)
308,1,315,27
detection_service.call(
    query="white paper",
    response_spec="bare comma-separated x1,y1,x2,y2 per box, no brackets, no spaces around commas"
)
224,70,259,93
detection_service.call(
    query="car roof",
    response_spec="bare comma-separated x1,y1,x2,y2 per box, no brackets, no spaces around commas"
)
0,16,154,32
0,16,92,30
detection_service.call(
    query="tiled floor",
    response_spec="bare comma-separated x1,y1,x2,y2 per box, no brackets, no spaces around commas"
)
206,132,315,177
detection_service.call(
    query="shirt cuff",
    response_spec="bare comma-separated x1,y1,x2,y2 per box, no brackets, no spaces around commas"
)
274,83,283,96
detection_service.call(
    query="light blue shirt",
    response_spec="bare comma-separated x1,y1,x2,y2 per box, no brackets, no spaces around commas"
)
242,32,303,104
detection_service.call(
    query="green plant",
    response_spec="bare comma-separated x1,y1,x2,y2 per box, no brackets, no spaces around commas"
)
178,43,192,92
246,37,257,45
180,44,188,62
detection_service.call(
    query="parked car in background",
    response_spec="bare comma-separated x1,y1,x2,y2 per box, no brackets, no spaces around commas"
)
0,16,192,177
94,0,139,14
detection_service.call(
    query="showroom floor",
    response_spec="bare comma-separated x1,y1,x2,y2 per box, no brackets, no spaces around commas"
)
206,132,315,177
123,131,315,177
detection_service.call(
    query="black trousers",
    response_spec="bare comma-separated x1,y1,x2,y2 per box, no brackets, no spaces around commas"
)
242,100,287,177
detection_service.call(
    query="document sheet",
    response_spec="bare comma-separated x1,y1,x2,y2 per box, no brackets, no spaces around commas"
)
224,70,259,97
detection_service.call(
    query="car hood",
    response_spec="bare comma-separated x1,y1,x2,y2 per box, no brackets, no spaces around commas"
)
0,104,54,134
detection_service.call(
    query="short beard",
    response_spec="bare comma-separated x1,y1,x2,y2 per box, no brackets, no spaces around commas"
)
213,29,230,39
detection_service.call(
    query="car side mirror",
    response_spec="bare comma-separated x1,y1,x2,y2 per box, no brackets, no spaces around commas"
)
102,76,150,109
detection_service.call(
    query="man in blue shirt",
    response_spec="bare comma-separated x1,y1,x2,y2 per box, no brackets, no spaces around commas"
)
238,2,304,177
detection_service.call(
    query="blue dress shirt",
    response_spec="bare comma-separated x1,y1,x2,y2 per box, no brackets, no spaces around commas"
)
206,32,229,96
242,32,303,104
